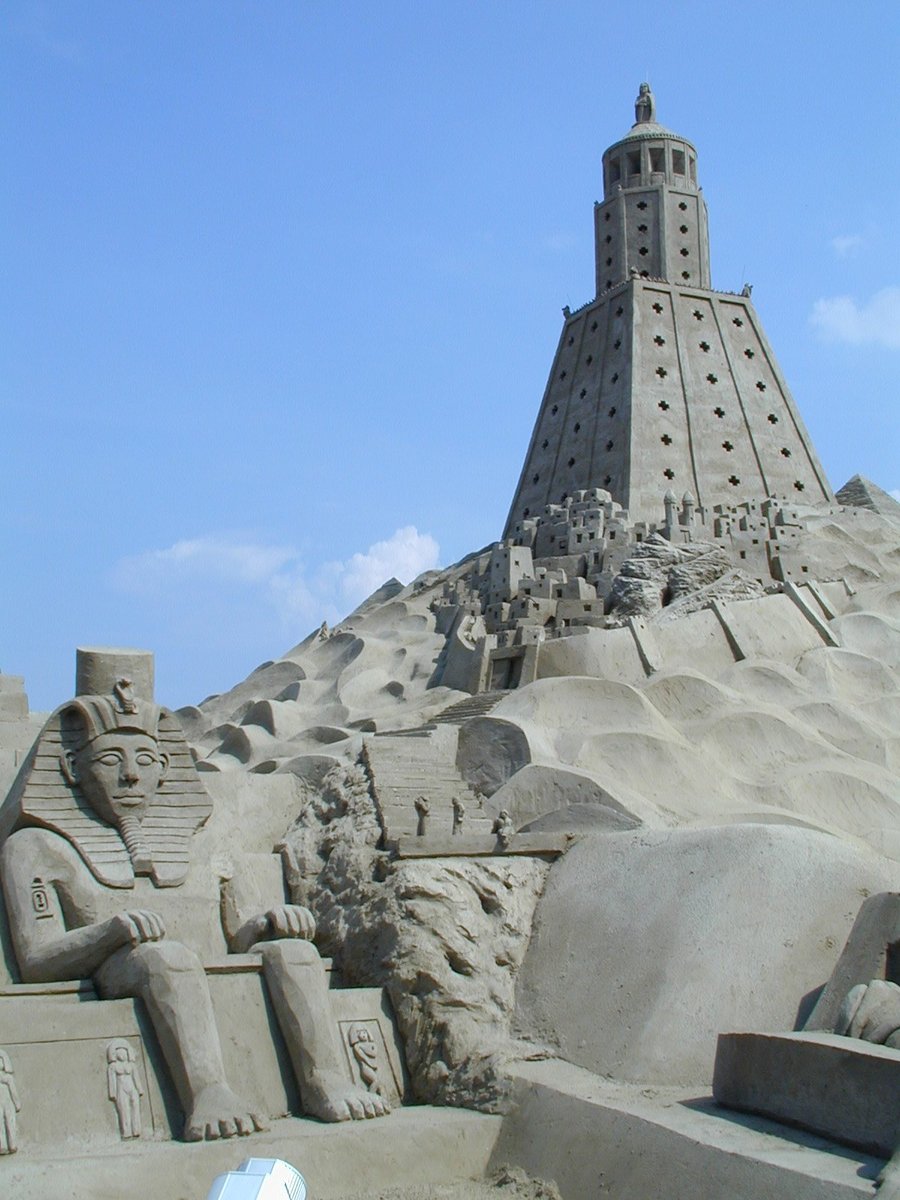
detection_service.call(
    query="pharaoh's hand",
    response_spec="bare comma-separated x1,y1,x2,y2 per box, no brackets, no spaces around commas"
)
262,905,316,941
108,910,167,948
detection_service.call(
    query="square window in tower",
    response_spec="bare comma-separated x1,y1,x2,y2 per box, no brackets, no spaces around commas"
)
673,149,686,175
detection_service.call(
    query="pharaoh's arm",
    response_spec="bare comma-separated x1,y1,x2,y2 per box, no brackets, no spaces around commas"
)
219,855,316,953
0,829,164,983
227,905,316,953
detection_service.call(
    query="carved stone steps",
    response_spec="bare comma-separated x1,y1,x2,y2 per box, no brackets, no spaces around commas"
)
430,691,510,723
4,1106,502,1200
500,1058,878,1200
362,726,494,840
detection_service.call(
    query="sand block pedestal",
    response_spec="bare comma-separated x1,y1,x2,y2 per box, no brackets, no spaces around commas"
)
0,965,408,1150
2,1107,502,1200
494,1057,884,1199
713,1030,900,1157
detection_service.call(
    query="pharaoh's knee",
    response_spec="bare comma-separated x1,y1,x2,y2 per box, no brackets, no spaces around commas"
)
130,939,204,982
258,938,322,971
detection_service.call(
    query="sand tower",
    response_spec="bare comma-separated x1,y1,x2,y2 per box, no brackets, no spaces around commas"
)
503,85,833,535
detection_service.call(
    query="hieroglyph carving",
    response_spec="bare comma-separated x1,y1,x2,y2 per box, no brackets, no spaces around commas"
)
107,1040,144,1139
0,1049,21,1156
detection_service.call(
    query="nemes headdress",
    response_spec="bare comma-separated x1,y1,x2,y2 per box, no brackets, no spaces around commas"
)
63,676,161,747
0,652,212,889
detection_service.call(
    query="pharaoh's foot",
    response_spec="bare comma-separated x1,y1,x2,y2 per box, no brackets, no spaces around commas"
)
303,1071,391,1122
183,1084,267,1142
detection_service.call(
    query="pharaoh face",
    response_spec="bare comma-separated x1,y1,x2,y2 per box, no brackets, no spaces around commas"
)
67,731,168,826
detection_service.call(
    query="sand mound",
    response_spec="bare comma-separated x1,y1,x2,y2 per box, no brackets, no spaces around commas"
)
641,671,742,722
516,824,897,1087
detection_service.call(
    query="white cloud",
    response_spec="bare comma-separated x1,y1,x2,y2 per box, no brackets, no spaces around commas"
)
830,234,862,258
112,526,440,633
809,286,900,350
338,526,440,602
115,537,296,590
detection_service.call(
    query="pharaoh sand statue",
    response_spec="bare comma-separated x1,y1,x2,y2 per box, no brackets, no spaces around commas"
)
0,648,389,1142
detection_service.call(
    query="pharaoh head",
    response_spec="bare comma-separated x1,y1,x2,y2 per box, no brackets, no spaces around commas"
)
0,648,213,889
60,680,168,827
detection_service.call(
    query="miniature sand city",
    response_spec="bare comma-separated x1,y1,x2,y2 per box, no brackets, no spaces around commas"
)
0,87,898,1200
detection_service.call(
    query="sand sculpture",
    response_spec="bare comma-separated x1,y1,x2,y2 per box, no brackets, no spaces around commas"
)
0,86,898,1199
0,648,390,1147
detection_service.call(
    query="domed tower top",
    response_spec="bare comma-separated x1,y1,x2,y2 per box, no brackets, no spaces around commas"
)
594,85,710,293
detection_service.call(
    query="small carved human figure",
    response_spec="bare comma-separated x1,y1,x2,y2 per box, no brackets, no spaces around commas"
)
0,1049,21,1156
347,1023,388,1101
0,653,389,1143
451,796,466,836
107,1039,144,1139
634,82,656,124
414,796,430,838
492,809,515,850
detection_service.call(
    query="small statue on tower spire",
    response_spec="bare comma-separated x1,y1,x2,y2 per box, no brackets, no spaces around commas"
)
634,82,656,124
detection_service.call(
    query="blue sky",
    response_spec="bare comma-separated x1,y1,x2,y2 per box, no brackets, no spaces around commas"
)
2,1,898,711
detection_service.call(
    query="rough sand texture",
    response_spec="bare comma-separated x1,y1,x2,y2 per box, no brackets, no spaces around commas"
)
340,1166,561,1200
280,762,550,1110
179,509,900,870
165,503,900,1111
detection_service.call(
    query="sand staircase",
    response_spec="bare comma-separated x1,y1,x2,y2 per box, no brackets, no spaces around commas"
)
363,723,495,841
429,690,509,724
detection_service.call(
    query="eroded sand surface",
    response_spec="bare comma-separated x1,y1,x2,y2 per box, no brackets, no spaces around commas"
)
168,502,900,1109
341,1166,561,1200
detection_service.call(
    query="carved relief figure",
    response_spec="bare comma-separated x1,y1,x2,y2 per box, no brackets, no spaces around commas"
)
107,1039,144,1139
347,1023,387,1099
0,1048,20,1156
0,653,390,1143
634,82,656,124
